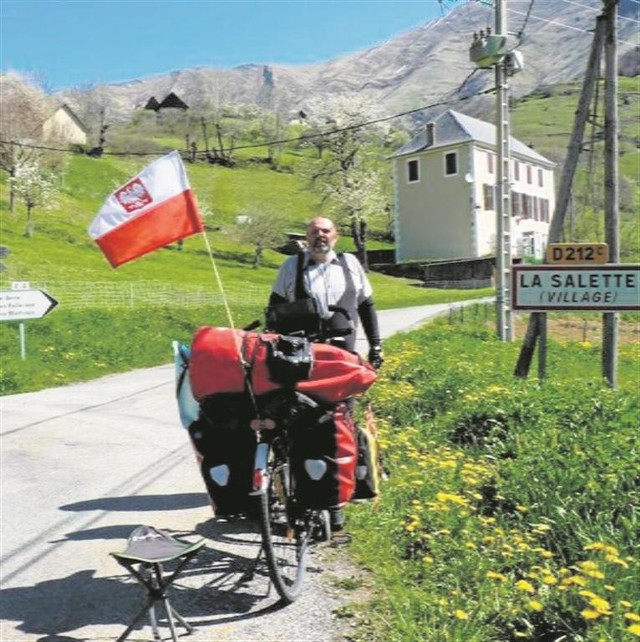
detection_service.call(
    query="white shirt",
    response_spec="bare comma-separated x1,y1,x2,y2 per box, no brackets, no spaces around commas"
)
272,250,373,319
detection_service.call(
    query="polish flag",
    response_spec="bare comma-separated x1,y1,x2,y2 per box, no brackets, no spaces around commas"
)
88,151,205,267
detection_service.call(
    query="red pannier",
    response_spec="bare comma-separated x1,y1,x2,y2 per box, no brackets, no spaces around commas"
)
189,326,376,404
290,401,357,509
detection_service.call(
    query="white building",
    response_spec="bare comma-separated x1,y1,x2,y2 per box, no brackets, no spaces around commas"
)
390,109,556,262
42,104,88,146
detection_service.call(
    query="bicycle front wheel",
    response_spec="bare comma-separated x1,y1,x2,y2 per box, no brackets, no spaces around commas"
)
258,456,307,603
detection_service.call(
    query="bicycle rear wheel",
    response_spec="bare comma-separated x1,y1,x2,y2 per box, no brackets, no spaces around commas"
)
258,453,308,603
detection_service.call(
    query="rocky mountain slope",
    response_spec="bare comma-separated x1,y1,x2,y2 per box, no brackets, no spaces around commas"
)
60,0,638,127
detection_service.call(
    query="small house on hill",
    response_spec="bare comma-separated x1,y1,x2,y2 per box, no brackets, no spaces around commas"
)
42,104,88,145
144,96,160,111
390,109,556,261
158,92,189,110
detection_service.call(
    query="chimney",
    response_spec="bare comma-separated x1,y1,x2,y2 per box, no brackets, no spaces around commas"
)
426,122,435,147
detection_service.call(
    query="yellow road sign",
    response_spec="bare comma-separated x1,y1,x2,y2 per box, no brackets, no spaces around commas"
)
546,243,609,264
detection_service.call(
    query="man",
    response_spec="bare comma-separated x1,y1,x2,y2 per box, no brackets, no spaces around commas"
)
268,216,383,534
269,216,383,366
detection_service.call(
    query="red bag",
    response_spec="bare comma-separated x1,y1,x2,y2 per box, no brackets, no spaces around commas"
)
290,402,357,509
189,326,376,404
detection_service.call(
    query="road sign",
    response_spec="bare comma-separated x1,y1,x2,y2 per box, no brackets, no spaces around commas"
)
512,265,640,311
0,289,58,321
546,243,609,265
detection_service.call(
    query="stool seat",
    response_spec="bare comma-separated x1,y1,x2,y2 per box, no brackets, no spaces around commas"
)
111,525,205,642
113,524,205,564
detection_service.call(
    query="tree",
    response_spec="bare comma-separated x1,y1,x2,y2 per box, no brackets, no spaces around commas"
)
233,207,288,268
303,95,389,268
9,160,58,237
0,72,49,212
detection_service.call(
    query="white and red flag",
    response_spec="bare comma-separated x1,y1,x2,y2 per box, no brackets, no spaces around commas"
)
88,151,205,267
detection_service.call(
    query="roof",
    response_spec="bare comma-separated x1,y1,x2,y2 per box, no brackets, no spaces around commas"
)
391,109,554,166
46,103,89,134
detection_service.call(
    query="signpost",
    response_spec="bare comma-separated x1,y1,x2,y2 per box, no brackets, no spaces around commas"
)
512,264,640,312
545,243,609,265
0,285,58,360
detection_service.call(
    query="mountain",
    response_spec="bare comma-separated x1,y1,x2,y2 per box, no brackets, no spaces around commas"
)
59,0,639,127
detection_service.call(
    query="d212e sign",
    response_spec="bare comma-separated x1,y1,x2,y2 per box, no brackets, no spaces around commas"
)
512,265,640,311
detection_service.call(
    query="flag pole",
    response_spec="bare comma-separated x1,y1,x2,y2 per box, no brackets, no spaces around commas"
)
199,229,262,418
199,230,237,330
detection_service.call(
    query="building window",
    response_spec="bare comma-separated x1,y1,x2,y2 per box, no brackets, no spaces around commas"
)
538,168,544,187
526,165,533,184
407,159,419,183
487,151,494,174
483,184,495,210
513,160,520,181
444,152,458,176
541,198,550,222
511,190,521,217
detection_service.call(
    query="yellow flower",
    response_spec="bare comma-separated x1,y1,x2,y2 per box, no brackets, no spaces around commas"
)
455,609,469,620
589,597,612,615
487,571,508,582
542,575,558,585
581,609,602,620
628,624,640,636
625,613,640,622
529,601,544,612
516,580,535,593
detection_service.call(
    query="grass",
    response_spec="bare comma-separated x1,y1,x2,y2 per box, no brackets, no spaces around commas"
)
345,306,639,641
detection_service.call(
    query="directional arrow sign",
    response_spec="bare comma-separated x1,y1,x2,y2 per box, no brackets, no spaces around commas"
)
0,289,58,321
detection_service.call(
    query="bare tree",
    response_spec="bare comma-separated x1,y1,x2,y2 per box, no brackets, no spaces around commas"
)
233,207,288,268
0,72,49,212
303,95,389,267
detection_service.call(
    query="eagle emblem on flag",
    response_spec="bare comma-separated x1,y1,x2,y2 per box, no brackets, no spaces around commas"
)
115,178,153,213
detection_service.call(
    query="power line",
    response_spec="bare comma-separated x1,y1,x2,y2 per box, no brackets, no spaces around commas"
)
508,7,639,45
516,0,536,43
560,0,640,25
0,83,498,160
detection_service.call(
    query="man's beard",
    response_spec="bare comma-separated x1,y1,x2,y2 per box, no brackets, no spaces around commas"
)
313,240,331,254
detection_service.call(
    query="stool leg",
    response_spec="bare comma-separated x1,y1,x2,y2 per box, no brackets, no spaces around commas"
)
167,600,194,634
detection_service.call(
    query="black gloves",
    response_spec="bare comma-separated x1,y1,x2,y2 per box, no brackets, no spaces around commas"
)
368,344,384,369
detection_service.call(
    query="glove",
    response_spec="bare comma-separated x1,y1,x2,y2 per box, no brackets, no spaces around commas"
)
368,344,384,369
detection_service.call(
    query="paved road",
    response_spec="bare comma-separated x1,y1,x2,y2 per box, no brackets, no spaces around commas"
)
0,300,488,641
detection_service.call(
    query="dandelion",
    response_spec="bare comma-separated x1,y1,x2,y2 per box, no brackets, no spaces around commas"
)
487,571,508,582
529,601,544,612
625,613,640,622
628,624,640,637
455,609,469,620
581,609,602,620
516,580,535,594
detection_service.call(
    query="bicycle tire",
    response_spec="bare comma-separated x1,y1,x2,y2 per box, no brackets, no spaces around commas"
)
258,449,308,603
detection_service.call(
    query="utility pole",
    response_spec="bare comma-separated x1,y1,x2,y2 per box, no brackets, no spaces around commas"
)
494,0,513,341
602,0,619,386
514,12,607,378
469,0,517,341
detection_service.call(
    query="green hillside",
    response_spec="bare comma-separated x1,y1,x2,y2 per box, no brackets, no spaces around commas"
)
1,79,637,394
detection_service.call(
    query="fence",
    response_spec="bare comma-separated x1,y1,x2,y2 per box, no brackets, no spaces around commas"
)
20,281,271,310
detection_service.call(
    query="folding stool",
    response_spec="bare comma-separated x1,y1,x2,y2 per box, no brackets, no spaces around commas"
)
111,525,206,642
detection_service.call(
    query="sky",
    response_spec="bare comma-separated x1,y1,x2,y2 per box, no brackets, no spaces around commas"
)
0,0,456,91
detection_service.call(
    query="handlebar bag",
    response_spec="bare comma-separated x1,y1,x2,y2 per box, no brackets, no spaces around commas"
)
264,299,321,336
265,335,313,386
